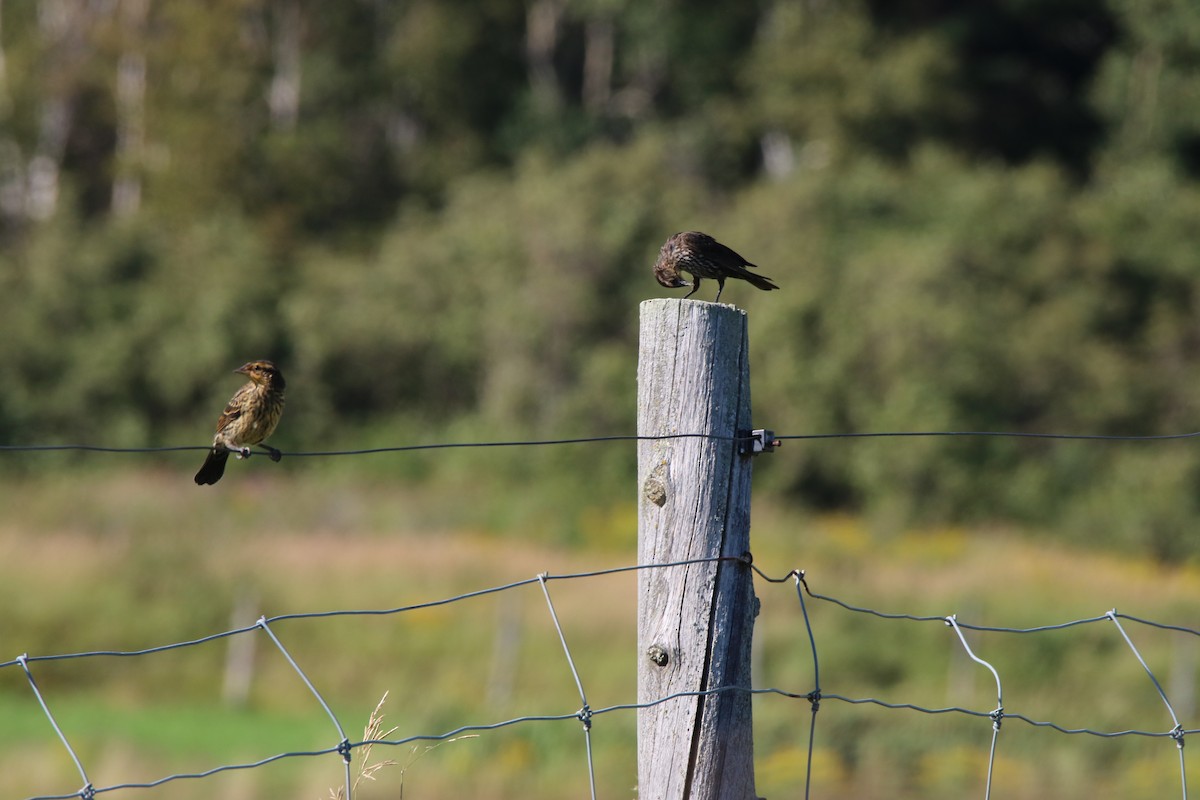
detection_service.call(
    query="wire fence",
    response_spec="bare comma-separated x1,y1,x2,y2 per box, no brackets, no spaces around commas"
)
4,425,1200,458
4,429,1200,798
5,555,1200,800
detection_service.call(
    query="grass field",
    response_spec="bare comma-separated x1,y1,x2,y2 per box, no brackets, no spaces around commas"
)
2,469,1199,799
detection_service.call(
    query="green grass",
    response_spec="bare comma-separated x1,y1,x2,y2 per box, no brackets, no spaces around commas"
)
2,470,1200,798
0,693,331,759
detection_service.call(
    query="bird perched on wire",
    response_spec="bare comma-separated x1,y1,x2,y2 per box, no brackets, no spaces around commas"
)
653,231,778,302
194,360,286,485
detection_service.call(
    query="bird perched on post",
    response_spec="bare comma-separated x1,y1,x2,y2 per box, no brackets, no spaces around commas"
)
194,360,286,485
653,231,778,302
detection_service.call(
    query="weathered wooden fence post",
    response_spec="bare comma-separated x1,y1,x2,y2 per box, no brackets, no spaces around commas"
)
637,298,758,799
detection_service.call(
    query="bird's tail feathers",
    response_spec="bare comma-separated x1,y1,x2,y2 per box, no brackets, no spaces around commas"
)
741,270,779,291
194,448,230,485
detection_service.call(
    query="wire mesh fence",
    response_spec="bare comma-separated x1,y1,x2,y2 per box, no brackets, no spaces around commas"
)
6,556,1199,800
4,430,1200,798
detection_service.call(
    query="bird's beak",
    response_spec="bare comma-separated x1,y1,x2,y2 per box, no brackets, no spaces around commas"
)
234,364,249,375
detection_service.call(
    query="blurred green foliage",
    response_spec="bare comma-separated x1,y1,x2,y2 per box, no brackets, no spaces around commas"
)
3,0,1200,556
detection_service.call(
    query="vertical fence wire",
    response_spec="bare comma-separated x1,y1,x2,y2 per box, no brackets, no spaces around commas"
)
537,573,598,800
945,615,1003,800
16,655,93,800
1108,610,1189,800
792,571,821,800
256,616,353,798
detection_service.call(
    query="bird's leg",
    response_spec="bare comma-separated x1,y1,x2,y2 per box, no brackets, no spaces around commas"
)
264,445,282,463
714,279,725,302
684,277,700,299
222,442,250,459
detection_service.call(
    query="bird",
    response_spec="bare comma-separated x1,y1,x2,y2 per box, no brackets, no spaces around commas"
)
653,231,778,302
194,360,286,485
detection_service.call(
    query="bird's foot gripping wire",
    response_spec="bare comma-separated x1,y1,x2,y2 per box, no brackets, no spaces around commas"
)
225,444,281,461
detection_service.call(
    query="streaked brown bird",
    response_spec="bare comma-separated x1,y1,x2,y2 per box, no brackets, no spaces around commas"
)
654,231,778,302
194,360,286,486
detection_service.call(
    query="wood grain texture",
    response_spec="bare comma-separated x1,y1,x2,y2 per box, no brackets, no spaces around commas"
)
637,298,758,800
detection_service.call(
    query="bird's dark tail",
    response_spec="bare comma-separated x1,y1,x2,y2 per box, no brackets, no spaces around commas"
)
194,448,230,485
740,269,779,292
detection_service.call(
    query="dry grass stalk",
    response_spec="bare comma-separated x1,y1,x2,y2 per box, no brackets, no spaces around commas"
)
327,692,399,800
326,692,478,800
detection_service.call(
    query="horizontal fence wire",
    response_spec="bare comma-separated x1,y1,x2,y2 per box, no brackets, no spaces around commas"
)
3,426,1200,459
6,559,1200,800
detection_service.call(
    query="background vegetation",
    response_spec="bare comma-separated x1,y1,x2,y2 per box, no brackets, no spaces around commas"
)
3,1,1200,797
2,0,1200,552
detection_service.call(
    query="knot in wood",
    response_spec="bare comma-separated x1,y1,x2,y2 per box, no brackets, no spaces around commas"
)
647,644,669,667
643,462,669,507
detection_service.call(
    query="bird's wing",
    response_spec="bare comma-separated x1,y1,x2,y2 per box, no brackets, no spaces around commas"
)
708,238,756,269
214,385,250,434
